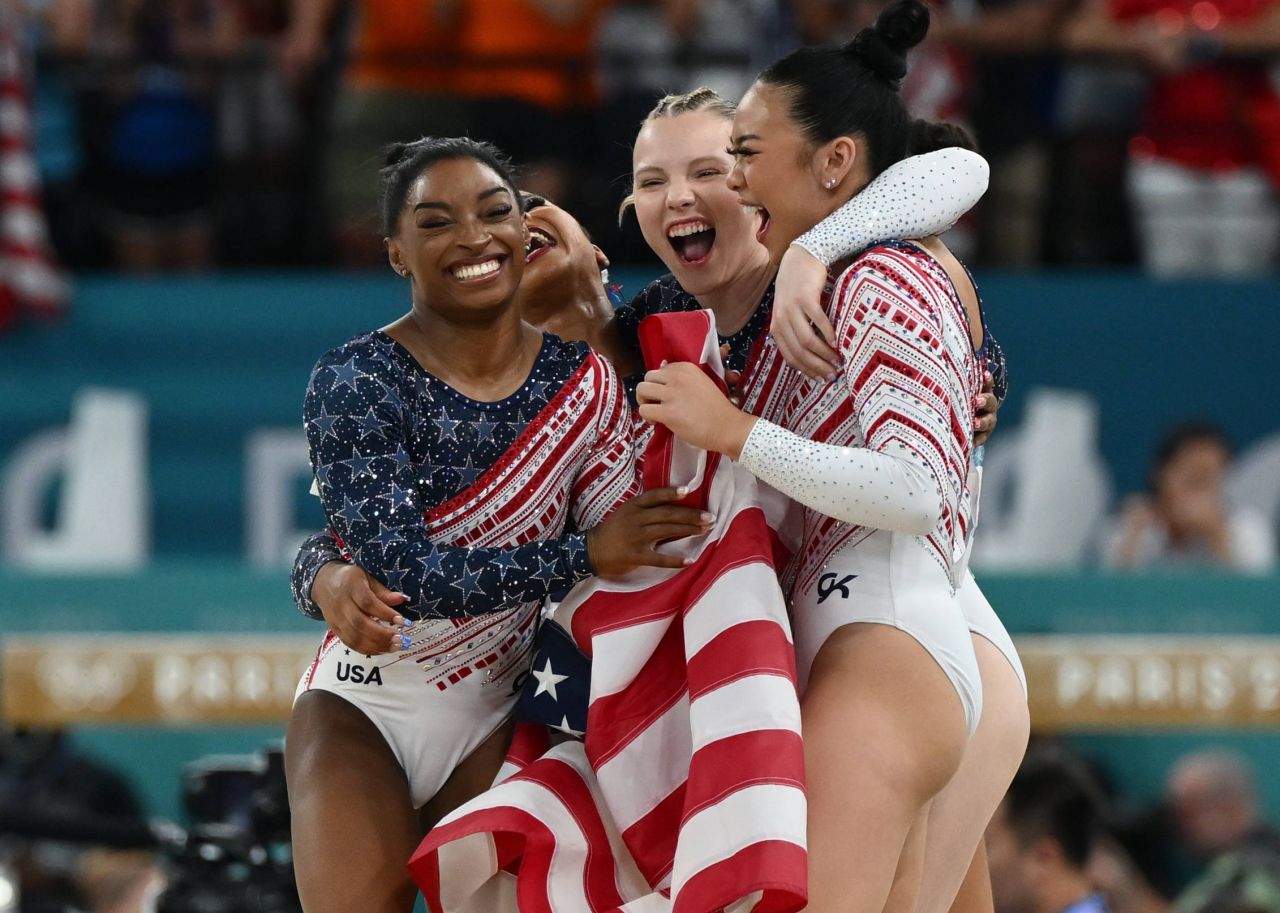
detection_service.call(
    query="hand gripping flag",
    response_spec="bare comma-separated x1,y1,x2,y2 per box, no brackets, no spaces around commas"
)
408,310,807,913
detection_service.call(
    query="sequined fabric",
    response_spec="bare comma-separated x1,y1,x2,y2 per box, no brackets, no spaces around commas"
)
301,330,633,620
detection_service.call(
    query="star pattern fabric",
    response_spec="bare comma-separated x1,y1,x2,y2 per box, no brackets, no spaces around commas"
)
514,615,590,735
302,331,602,621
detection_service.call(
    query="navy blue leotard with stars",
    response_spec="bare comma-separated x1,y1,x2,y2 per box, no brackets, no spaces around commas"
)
301,330,635,621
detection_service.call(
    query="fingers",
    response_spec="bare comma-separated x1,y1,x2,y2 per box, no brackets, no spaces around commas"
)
638,548,693,570
801,298,838,348
631,485,689,507
778,307,839,379
640,505,713,527
333,605,402,655
642,522,712,542
635,384,662,408
981,370,994,395
355,583,407,626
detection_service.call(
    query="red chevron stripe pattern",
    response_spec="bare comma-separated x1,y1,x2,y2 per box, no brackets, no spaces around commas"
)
408,311,808,913
404,353,638,689
742,243,979,594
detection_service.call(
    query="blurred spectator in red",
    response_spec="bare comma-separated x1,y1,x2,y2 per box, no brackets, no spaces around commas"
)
454,0,612,206
0,14,70,328
1064,0,1280,276
84,0,236,273
1102,423,1276,572
324,0,468,266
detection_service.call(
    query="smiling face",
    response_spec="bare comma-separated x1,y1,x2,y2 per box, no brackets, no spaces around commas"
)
727,82,852,264
631,109,764,296
517,194,609,313
385,156,527,321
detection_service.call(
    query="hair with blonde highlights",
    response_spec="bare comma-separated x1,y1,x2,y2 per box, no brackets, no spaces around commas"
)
619,87,737,225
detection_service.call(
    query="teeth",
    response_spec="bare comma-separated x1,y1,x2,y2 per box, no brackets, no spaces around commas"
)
740,204,760,215
529,229,554,247
667,221,712,239
453,259,501,280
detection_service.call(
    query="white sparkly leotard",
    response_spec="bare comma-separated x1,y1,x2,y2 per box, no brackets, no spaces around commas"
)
296,334,638,807
784,150,1026,698
739,242,985,730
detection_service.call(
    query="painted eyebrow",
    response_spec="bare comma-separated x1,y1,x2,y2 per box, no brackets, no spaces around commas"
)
730,133,761,145
413,186,512,212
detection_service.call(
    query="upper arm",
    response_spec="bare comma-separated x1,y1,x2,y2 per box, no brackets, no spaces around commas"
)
571,357,639,529
303,349,423,575
836,263,964,491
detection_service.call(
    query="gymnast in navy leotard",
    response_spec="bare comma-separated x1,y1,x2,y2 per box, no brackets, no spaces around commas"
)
286,137,709,913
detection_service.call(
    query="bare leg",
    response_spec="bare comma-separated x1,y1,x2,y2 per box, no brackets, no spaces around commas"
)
285,691,422,913
914,636,1029,913
948,841,995,913
884,807,931,913
802,624,969,913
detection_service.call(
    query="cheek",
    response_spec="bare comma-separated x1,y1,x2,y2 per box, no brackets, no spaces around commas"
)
634,196,661,241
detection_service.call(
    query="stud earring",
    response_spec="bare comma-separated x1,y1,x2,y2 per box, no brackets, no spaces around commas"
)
824,179,836,190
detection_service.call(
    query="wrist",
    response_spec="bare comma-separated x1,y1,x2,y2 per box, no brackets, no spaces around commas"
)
722,413,759,461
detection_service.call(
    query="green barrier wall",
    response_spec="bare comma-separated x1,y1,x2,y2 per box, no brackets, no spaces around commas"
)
1,270,1277,558
2,566,1278,824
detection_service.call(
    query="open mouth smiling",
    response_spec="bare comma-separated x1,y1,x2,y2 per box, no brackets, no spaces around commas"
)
667,219,716,266
526,227,556,263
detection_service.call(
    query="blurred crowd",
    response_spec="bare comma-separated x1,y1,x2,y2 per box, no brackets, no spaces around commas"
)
989,743,1280,913
6,0,1280,278
7,723,1280,913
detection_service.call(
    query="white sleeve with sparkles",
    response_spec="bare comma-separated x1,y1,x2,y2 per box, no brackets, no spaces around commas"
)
792,148,990,266
738,419,942,535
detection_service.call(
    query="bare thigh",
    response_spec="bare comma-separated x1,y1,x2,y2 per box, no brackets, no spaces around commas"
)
286,691,423,913
802,623,969,913
917,635,1030,913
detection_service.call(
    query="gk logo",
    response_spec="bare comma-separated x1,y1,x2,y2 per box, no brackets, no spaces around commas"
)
817,573,858,604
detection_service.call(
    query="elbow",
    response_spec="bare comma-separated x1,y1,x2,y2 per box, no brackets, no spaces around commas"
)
902,499,943,536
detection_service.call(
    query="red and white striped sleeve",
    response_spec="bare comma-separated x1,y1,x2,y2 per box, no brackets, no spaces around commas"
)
570,353,641,530
738,259,955,535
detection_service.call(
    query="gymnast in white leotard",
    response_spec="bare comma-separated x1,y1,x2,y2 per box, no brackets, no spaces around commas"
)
636,5,1013,913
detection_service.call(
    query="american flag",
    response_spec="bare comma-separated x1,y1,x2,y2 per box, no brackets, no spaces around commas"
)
0,26,69,331
408,311,808,913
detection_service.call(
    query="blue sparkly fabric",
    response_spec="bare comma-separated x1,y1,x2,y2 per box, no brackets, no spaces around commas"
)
301,330,596,621
614,274,773,403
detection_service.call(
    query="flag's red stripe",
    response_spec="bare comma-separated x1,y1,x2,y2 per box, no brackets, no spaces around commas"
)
585,620,688,766
618,778,685,887
684,729,805,822
672,840,807,913
687,620,796,700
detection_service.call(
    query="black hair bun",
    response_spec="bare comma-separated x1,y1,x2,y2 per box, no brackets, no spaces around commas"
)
846,0,930,87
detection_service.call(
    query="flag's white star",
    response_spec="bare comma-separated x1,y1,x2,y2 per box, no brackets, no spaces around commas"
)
531,658,569,701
